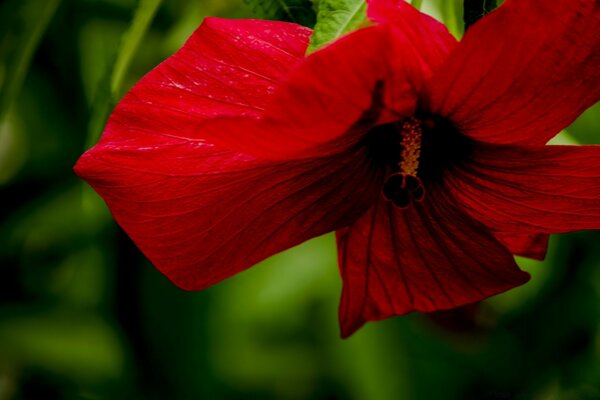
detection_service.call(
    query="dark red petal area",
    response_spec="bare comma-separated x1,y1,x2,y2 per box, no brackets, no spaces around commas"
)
200,27,420,160
495,232,549,261
426,0,600,146
448,144,600,235
75,18,383,290
336,191,529,338
77,143,381,290
199,7,456,160
195,26,397,160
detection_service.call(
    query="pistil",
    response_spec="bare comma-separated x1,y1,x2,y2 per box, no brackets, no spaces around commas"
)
382,117,425,208
398,117,422,176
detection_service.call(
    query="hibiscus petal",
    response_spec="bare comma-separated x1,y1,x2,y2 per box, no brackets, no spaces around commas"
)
199,7,456,160
448,144,600,235
494,232,549,261
196,26,400,160
336,191,529,338
76,17,383,290
77,141,382,290
99,17,311,148
425,0,600,146
367,0,458,74
77,141,380,290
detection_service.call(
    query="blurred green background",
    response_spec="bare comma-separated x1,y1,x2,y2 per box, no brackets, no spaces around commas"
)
1,0,599,399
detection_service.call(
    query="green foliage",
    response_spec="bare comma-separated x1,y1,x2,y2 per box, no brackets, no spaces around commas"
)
440,0,463,38
111,0,163,97
243,0,317,27
0,311,124,382
411,0,424,10
0,0,61,121
86,0,163,148
307,0,367,53
568,103,600,144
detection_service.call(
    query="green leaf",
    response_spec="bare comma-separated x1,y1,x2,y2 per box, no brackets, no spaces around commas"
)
307,0,367,53
243,0,317,27
0,0,61,122
85,0,162,149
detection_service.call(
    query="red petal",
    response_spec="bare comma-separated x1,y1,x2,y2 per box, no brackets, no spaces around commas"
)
426,0,600,146
77,142,382,290
494,232,549,261
196,26,404,159
448,144,600,235
76,18,383,290
367,0,458,72
336,191,529,338
200,12,455,160
99,17,311,148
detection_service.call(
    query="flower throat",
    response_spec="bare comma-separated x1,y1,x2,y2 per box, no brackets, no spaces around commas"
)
382,118,425,208
362,114,472,209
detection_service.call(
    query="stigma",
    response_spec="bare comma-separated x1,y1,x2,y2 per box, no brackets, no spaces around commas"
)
382,117,425,209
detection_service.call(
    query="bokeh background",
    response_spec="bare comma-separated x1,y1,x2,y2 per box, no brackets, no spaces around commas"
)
1,0,599,399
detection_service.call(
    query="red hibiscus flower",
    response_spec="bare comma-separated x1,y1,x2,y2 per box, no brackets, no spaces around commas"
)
75,0,600,337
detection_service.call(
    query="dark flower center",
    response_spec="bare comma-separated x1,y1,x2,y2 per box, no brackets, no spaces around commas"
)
361,114,473,208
